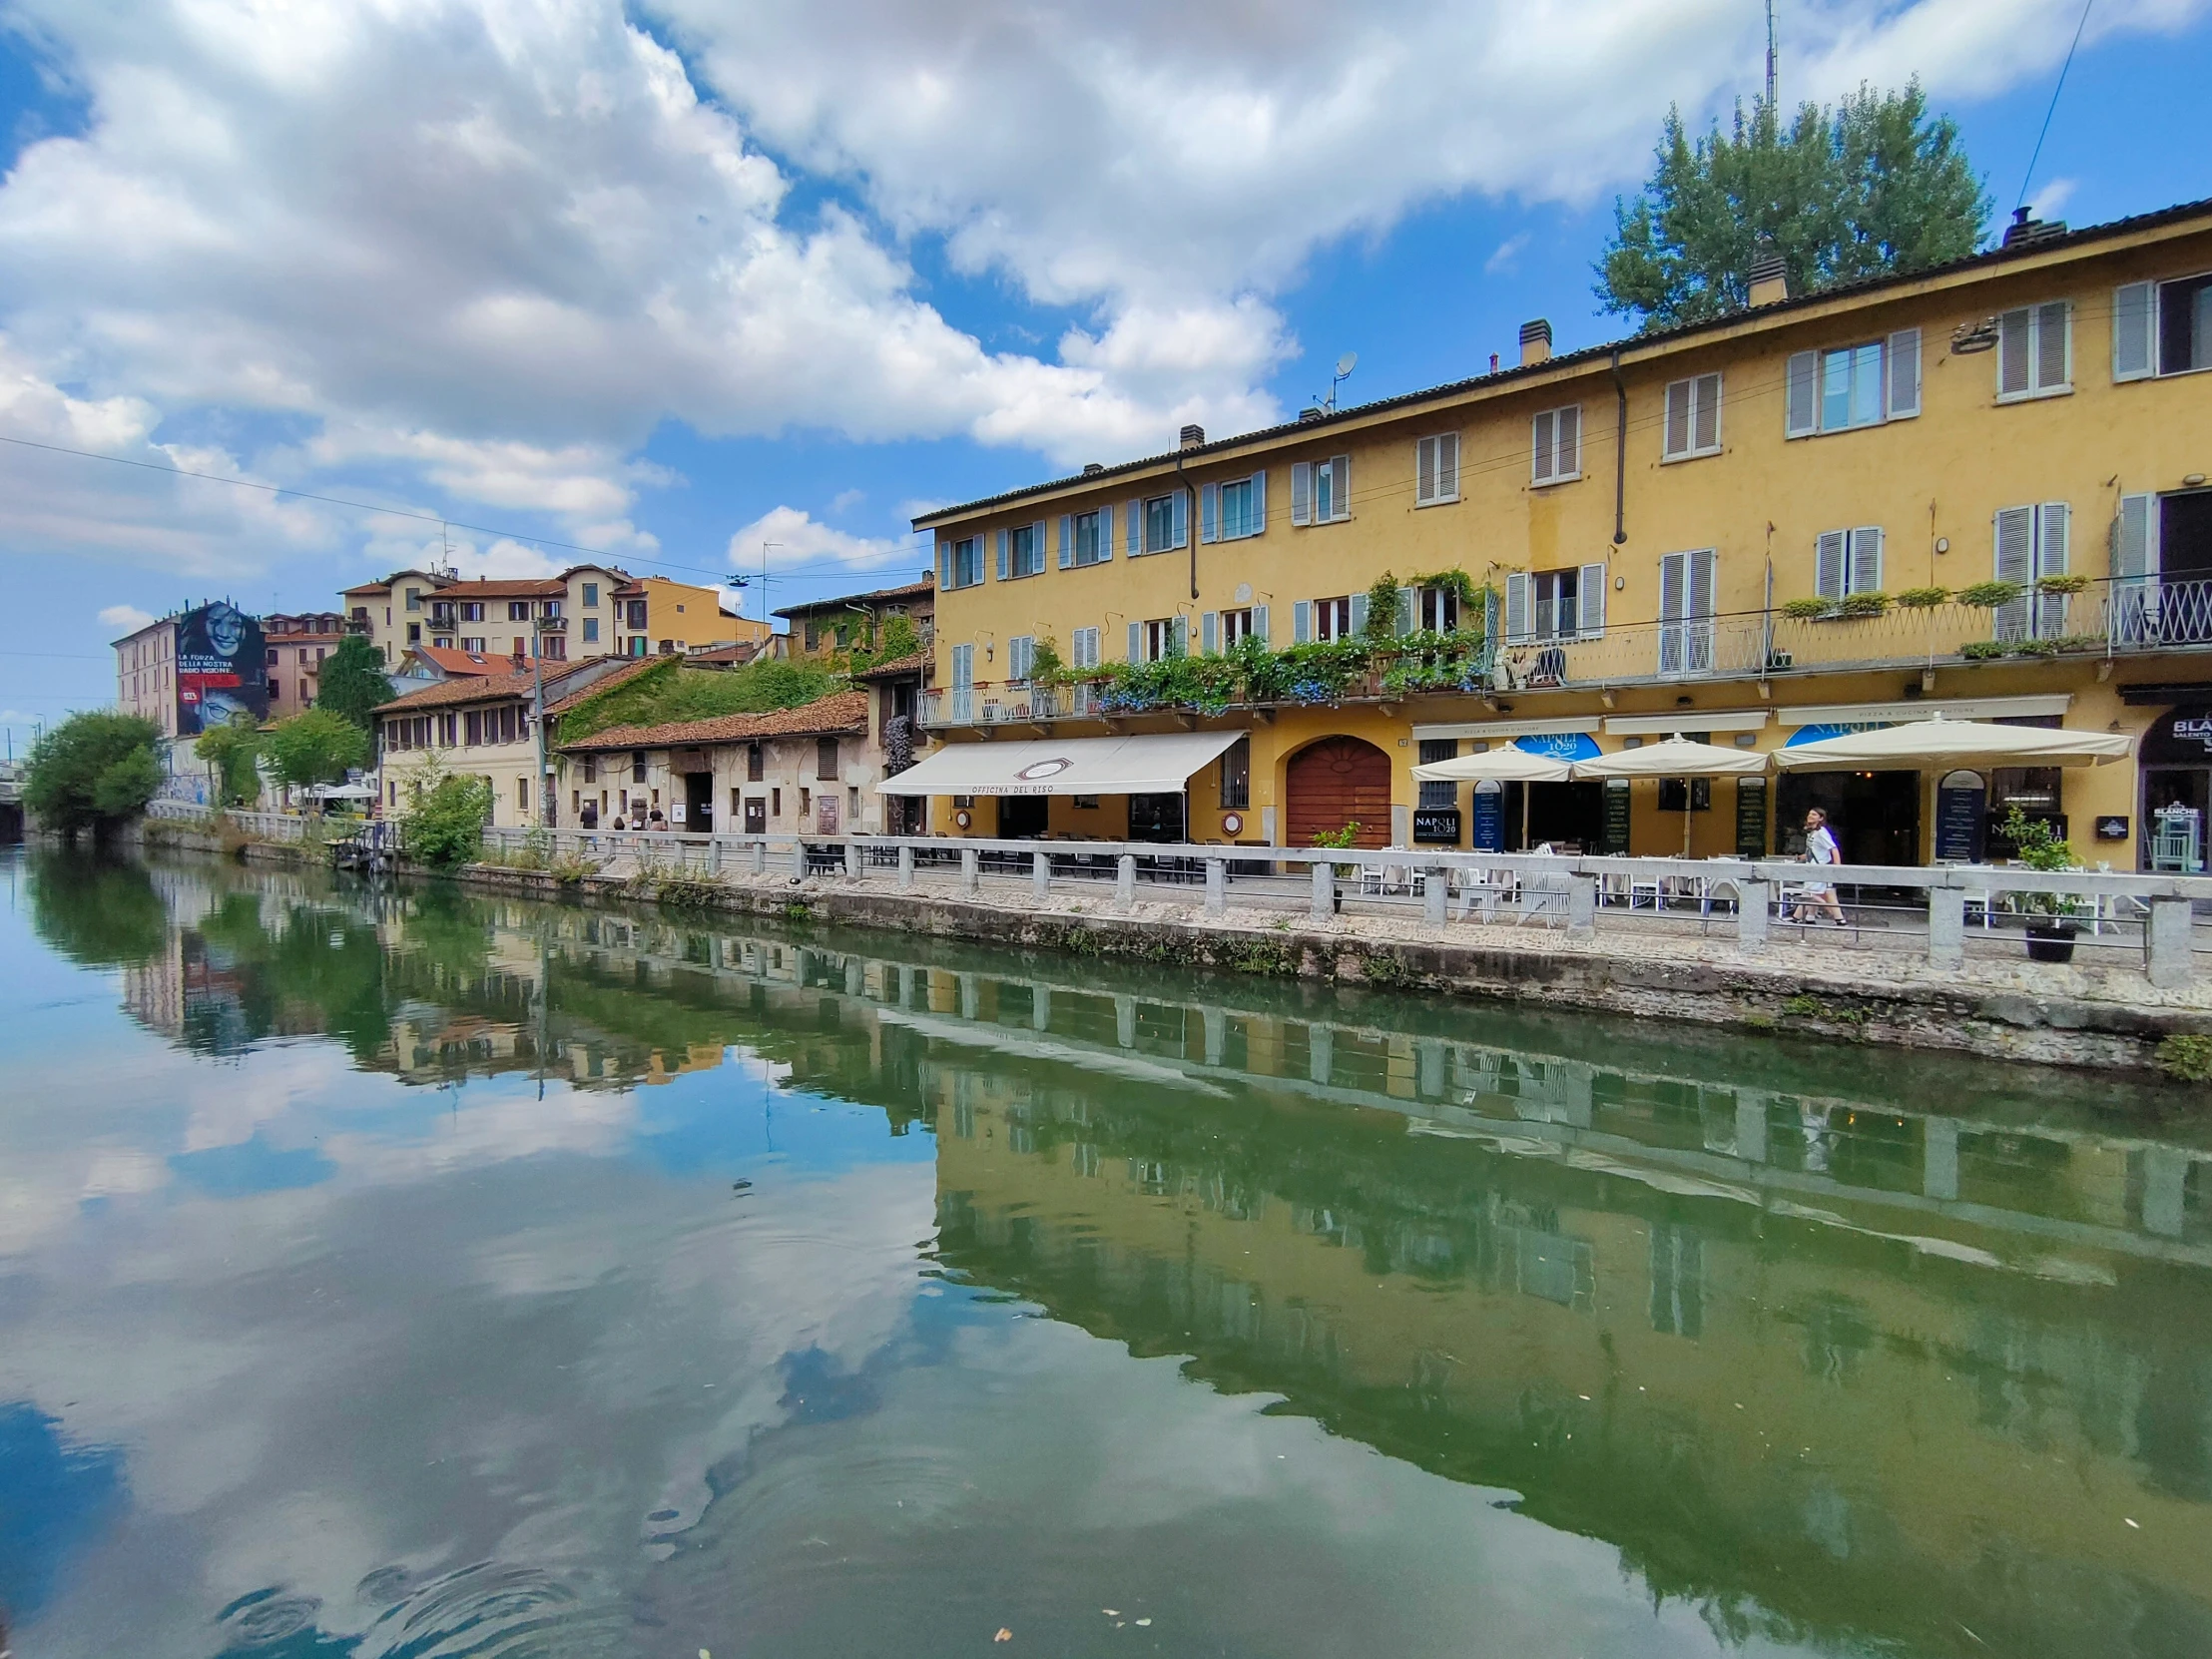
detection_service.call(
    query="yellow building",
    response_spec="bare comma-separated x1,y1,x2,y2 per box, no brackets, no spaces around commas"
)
340,566,750,670
908,199,2212,868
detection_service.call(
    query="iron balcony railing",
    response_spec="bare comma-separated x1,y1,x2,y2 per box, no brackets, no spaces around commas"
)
918,577,2212,729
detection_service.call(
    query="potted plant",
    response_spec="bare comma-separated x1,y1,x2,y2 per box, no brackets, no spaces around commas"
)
1999,804,2083,962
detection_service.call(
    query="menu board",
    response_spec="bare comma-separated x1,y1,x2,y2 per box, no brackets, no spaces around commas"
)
1471,783,1503,850
1600,780,1631,854
1935,772,1986,862
1735,777,1768,856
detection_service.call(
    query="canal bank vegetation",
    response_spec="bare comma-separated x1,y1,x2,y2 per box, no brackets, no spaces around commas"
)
23,711,163,839
552,654,842,745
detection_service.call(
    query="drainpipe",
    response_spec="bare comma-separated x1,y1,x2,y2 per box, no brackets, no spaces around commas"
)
1173,450,1200,603
1609,347,1628,548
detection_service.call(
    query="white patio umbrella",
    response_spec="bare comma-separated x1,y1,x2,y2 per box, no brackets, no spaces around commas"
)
1573,735,1769,855
1412,746,1573,851
1772,712,2131,770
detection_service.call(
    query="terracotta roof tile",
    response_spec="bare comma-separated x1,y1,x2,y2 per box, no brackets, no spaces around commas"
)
852,649,932,680
560,689,868,751
414,646,499,676
772,580,934,618
374,669,541,713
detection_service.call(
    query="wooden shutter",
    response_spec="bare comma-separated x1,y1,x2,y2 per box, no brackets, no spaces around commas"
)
1126,621,1142,663
1436,432,1458,499
2112,493,2157,578
1249,469,1267,532
1200,482,1220,543
1251,603,1269,645
1664,380,1691,457
1816,530,1847,600
1126,499,1142,557
1503,572,1532,643
1997,309,2031,397
1293,600,1312,644
2113,282,2156,381
1692,374,1721,451
1417,435,1438,501
2035,301,2070,390
1171,490,1189,549
1291,462,1312,525
1058,514,1073,569
1886,329,1921,418
1786,351,1818,436
1578,562,1606,638
1201,611,1219,655
1531,411,1554,482
1555,407,1577,476
1848,526,1884,594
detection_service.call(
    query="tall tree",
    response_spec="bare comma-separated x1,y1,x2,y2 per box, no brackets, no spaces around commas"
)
194,713,263,808
264,709,372,792
23,712,164,837
1597,83,1987,330
314,634,394,731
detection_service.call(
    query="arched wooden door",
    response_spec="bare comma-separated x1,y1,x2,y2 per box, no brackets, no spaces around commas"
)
1285,737,1391,848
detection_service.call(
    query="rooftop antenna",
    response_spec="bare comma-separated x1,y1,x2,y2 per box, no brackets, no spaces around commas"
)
1316,352,1358,413
1765,0,1777,114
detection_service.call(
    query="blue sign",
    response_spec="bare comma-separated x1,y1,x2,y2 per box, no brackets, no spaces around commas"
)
1471,782,1503,850
1513,732,1601,762
1784,722,1892,747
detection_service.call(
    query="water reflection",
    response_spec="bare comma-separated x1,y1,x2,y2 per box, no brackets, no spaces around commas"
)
4,846,2210,1658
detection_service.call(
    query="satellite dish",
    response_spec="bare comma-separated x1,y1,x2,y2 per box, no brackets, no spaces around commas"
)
1335,352,1358,378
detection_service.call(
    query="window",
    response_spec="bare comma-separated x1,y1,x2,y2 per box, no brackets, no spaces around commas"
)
1661,373,1723,460
1294,596,1355,643
1200,472,1267,542
1786,332,1922,436
998,522,1045,579
461,636,485,654
406,622,421,644
1125,492,1187,556
818,738,839,781
1993,503,2072,638
540,633,566,661
1530,408,1580,484
1814,527,1885,599
1060,507,1110,568
541,599,562,619
582,618,599,643
659,640,675,654
1997,302,2070,399
1412,587,1459,633
804,618,821,651
626,600,648,627
501,705,521,744
1220,735,1251,811
1417,739,1457,810
405,587,422,611
1291,456,1351,524
940,535,983,590
1132,617,1185,662
1070,627,1101,670
583,755,597,783
1503,565,1606,643
1008,635,1035,682
2114,275,2212,380
746,741,764,782
517,776,529,812
772,788,782,816
464,710,482,745
1415,434,1460,504
582,582,599,607
1658,549,1719,676
500,601,523,622
459,602,482,622
632,748,647,784
1199,607,1268,654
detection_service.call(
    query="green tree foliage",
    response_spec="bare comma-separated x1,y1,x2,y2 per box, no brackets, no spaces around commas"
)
1597,83,1987,329
264,709,372,790
194,714,263,808
313,634,394,731
403,770,495,868
23,710,164,836
556,656,841,744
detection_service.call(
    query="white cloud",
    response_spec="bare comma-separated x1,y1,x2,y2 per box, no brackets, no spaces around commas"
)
828,488,863,514
1484,233,1532,275
99,603,157,632
726,504,919,580
2029,177,2079,222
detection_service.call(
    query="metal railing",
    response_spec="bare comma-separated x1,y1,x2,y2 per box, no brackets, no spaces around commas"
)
917,578,2212,729
146,802,317,842
468,824,2212,989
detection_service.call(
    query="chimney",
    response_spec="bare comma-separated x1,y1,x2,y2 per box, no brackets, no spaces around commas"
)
1518,319,1551,366
1747,254,1789,307
2001,205,2067,247
1081,462,1104,475
1298,406,1325,423
1179,423,1206,450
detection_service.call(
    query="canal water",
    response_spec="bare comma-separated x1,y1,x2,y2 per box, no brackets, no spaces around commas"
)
2,849,2209,1658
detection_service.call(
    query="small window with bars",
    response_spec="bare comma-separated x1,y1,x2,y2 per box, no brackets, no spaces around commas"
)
1220,735,1251,810
1417,739,1457,809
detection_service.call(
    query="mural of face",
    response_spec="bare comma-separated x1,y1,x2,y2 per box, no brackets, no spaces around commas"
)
206,603,246,658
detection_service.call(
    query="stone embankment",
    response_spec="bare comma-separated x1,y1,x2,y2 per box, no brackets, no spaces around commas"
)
123,815,2212,1074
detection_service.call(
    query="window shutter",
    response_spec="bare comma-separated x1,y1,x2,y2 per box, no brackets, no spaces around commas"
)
1691,549,1717,618
2036,502,2071,636
1886,329,1921,418
1664,380,1691,457
1201,611,1219,655
2113,282,2155,381
2035,301,2070,390
1170,489,1189,550
1785,351,1818,436
1693,374,1721,451
1098,504,1114,561
1249,469,1267,532
1031,521,1045,573
2112,493,2156,579
1200,482,1220,543
996,529,1009,581
1417,435,1437,502
1058,514,1073,569
1997,309,2030,396
1395,586,1416,635
1849,526,1883,594
1816,530,1847,600
1126,499,1142,557
1503,572,1532,643
1554,408,1576,477
1251,604,1269,645
1330,456,1351,519
937,540,951,589
1349,592,1370,636
1994,506,2034,638
1437,432,1459,498
1291,462,1312,525
1578,562,1606,638
1657,553,1685,675
1171,614,1188,657
1127,621,1142,663
1530,411,1554,482
952,643,973,687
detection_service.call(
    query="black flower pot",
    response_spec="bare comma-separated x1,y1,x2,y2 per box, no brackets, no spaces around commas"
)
2025,916,2079,963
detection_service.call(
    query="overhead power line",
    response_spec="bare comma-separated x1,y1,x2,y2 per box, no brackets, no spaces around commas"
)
2016,0,2095,216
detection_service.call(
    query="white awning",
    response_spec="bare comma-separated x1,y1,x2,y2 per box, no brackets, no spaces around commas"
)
877,730,1246,796
1777,694,2071,726
1411,716,1601,743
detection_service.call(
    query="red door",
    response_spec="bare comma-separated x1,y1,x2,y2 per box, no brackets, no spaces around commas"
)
1286,737,1391,848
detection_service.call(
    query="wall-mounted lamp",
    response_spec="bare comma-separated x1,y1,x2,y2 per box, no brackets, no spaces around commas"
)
1935,537,1950,554
1614,574,1625,591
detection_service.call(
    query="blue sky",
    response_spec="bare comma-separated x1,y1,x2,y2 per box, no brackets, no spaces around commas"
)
0,0,2208,752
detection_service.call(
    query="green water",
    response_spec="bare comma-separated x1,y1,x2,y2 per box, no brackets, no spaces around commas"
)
2,846,2209,1658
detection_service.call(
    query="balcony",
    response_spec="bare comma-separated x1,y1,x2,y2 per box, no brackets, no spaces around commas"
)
917,578,2212,731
